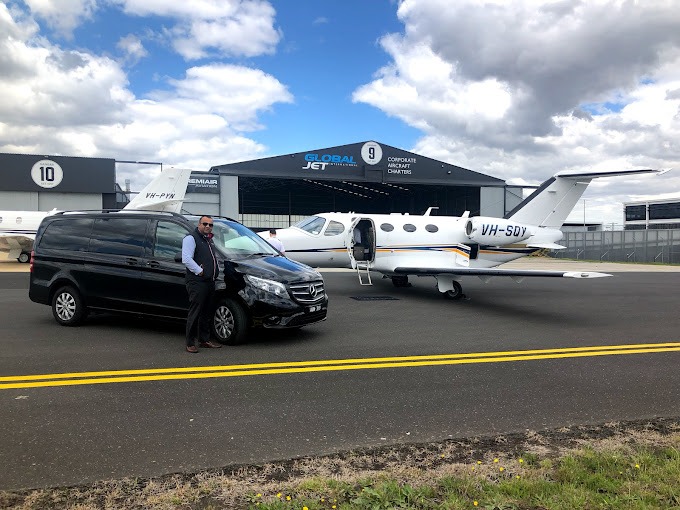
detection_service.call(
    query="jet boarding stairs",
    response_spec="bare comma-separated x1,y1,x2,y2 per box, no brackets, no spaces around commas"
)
350,244,373,285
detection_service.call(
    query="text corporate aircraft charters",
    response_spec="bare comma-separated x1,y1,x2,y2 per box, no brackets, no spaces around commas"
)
0,167,192,262
267,169,667,299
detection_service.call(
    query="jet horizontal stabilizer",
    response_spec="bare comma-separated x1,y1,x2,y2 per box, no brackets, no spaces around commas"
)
526,242,566,249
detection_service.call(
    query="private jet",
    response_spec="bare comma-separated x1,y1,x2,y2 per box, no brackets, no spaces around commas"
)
267,169,667,299
0,167,192,262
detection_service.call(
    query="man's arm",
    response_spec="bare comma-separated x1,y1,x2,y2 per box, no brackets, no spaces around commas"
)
181,236,203,275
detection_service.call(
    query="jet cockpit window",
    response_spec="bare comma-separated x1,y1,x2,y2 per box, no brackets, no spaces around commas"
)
403,223,416,232
324,220,345,236
425,224,439,233
293,216,326,235
380,223,394,232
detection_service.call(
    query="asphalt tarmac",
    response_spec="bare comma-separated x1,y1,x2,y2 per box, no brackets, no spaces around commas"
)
1,262,679,490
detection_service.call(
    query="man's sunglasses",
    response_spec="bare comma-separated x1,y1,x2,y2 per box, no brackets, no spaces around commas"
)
202,222,214,227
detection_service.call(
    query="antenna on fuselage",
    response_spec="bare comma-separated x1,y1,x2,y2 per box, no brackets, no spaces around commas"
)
423,207,439,216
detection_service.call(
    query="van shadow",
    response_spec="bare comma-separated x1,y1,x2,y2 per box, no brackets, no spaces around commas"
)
82,311,319,348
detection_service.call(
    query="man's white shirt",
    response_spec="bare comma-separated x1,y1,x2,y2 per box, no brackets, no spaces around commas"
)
268,237,285,253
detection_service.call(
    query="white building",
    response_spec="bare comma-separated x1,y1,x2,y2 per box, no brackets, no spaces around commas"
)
623,198,680,230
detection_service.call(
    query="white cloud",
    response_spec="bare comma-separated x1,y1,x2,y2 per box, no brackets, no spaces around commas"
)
112,0,281,59
23,0,97,37
353,0,680,226
0,3,292,191
117,34,148,64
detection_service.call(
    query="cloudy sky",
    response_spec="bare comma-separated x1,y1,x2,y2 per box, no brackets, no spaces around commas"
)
1,0,680,226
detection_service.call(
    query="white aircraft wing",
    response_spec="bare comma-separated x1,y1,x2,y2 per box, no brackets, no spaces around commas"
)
0,232,36,259
392,266,611,279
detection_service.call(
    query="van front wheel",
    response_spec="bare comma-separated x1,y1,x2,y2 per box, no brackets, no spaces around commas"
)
52,286,86,326
212,298,247,345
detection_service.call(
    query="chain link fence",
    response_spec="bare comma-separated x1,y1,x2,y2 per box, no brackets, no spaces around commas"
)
551,229,680,264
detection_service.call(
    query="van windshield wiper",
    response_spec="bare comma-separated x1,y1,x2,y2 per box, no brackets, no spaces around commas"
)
241,252,272,259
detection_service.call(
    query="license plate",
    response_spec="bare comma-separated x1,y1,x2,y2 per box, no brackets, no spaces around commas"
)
307,305,322,313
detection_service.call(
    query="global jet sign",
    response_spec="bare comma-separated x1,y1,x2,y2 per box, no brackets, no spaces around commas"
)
302,153,357,171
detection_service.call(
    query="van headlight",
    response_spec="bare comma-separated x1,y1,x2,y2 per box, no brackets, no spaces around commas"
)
244,275,289,298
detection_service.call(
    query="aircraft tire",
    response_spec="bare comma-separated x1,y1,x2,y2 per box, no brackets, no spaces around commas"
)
212,297,248,345
51,286,87,326
443,281,464,300
391,275,410,287
17,252,30,263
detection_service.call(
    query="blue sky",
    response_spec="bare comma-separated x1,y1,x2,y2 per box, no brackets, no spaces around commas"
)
2,0,680,226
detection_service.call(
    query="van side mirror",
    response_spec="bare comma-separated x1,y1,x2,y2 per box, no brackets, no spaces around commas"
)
174,252,182,263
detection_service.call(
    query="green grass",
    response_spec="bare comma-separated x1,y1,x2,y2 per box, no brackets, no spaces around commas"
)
245,444,680,510
2,422,679,510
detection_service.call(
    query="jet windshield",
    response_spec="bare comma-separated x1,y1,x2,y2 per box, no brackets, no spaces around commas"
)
292,216,326,235
191,218,279,259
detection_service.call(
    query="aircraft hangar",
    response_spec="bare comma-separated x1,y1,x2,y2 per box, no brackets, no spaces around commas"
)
1,142,525,230
209,140,523,229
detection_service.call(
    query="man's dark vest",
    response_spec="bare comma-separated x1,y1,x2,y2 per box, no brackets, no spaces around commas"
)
185,228,218,282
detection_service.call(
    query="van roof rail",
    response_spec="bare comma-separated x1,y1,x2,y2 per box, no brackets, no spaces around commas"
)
53,210,185,216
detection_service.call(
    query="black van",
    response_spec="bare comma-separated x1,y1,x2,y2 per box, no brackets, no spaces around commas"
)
28,211,328,344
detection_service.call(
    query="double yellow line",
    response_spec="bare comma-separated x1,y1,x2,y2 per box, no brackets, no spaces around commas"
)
2,342,680,390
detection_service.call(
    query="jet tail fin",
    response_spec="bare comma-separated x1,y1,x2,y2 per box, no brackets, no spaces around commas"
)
123,168,192,213
505,168,662,228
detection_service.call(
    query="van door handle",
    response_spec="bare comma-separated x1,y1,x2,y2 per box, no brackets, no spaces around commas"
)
147,261,160,268
125,258,139,266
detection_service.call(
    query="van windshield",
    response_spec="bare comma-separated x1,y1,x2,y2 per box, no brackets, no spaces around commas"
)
190,218,279,259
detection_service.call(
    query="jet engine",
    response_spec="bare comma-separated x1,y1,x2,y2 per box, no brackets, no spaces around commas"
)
465,217,533,245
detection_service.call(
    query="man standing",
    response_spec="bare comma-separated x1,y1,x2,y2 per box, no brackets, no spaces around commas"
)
268,228,285,255
182,216,223,353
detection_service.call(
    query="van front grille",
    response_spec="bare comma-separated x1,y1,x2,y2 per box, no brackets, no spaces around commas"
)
289,280,325,303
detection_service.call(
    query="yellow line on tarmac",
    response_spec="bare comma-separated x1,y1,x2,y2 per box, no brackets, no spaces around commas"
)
1,343,679,390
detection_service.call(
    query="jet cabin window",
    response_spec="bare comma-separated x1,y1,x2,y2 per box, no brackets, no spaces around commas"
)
403,224,417,232
425,224,439,233
380,223,394,232
324,220,345,236
293,216,326,235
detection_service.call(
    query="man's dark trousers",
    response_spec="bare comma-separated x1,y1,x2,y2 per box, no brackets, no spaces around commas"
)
186,280,215,347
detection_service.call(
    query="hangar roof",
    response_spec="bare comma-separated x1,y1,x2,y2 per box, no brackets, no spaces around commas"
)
210,141,505,187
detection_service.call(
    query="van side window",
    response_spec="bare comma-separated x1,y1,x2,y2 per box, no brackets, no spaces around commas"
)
324,220,345,236
39,219,94,251
153,221,189,259
89,218,147,256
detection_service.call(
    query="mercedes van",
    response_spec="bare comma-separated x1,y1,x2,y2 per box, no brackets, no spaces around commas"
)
29,211,328,344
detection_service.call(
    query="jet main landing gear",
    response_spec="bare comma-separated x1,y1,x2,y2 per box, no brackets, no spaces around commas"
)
434,276,466,300
391,275,411,288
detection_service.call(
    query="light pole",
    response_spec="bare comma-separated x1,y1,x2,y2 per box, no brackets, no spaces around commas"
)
582,199,586,258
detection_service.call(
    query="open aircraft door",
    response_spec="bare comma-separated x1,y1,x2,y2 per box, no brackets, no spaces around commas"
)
346,217,376,285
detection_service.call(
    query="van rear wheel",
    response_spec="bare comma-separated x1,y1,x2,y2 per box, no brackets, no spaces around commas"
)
212,297,247,345
52,286,87,326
